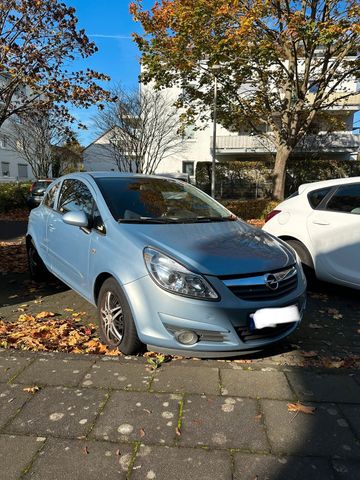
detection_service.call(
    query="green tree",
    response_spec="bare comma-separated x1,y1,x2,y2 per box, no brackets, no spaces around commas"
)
131,0,360,199
0,0,112,128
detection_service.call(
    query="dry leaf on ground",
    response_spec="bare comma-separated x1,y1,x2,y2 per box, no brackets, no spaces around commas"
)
287,403,315,415
23,386,40,394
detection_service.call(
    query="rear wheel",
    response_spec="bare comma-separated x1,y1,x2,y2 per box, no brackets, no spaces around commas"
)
286,239,315,283
97,278,143,355
27,239,48,280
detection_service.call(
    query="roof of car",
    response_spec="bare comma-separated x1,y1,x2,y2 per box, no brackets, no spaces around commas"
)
299,176,360,194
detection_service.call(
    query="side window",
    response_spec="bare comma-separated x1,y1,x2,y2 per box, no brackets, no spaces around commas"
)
326,184,360,214
308,187,331,209
43,183,60,209
58,179,106,232
58,179,93,216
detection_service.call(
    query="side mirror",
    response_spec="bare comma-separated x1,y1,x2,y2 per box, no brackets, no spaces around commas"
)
62,210,89,228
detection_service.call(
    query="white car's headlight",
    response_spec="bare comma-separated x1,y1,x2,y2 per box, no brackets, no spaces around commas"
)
143,247,219,300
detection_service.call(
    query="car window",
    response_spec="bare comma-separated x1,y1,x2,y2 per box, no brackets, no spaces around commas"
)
58,179,105,232
308,187,332,209
43,183,60,209
58,179,94,216
326,184,360,214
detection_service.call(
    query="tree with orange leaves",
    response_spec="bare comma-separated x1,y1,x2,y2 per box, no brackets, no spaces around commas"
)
131,0,359,200
0,0,112,129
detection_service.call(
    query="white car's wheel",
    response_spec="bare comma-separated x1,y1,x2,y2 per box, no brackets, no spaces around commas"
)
286,239,315,280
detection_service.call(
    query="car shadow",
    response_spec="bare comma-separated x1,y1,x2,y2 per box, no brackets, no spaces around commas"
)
0,272,70,309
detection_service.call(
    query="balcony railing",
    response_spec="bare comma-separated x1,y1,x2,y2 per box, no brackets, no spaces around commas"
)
213,133,360,153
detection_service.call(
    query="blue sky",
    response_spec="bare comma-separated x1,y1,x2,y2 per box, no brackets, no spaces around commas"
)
67,0,153,146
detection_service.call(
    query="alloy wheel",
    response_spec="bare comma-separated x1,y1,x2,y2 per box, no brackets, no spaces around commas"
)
100,291,124,344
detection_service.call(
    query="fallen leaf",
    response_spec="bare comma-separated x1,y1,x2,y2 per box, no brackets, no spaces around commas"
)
8,294,18,299
139,428,145,438
82,446,89,455
23,386,40,394
64,308,74,312
36,311,56,319
302,351,318,358
254,414,262,421
308,323,323,329
287,403,315,415
175,427,181,436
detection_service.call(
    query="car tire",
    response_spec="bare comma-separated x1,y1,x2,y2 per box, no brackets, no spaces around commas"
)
27,239,49,280
286,239,315,282
97,278,143,355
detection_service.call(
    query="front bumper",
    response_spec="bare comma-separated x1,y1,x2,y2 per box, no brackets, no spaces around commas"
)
123,269,307,356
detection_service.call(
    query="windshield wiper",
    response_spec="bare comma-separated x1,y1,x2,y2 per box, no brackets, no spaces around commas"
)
180,216,237,223
118,217,178,224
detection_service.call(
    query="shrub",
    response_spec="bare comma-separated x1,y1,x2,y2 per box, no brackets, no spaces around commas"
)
221,198,278,220
0,182,31,213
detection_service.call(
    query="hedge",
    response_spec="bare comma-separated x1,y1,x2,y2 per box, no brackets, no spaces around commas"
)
0,182,31,213
220,198,279,220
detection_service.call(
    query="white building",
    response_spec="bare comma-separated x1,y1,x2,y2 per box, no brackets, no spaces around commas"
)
83,72,360,183
0,120,35,182
0,76,35,182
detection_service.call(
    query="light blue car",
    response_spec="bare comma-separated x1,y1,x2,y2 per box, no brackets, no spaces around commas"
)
27,172,307,357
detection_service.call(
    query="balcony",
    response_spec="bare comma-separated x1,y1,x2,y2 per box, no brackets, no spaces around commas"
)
213,133,360,155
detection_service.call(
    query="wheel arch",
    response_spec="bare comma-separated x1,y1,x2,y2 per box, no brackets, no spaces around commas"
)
279,235,315,270
93,272,114,306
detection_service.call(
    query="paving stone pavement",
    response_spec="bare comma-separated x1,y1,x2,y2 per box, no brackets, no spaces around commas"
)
0,349,360,479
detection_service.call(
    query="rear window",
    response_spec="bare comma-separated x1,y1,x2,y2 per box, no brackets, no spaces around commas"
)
326,184,360,214
308,187,331,209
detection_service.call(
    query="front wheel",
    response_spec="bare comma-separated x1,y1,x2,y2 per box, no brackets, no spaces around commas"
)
97,278,143,355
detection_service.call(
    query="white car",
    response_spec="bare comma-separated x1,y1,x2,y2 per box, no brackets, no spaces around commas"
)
263,177,360,289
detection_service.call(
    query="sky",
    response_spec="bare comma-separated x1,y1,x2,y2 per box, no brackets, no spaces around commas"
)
66,0,154,146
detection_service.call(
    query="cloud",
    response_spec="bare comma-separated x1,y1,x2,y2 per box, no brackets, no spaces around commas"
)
89,34,132,40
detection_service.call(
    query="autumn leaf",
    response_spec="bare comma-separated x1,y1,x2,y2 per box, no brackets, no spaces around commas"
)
36,311,56,319
301,351,318,358
287,403,315,415
23,386,40,394
64,308,74,312
139,428,145,438
175,427,181,436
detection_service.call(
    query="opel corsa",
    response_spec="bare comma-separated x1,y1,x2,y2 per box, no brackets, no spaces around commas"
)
27,173,307,356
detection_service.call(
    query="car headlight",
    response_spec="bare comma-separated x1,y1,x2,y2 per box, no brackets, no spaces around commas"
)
143,247,219,300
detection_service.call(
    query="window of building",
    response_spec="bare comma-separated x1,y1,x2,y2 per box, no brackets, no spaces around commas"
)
182,161,194,176
18,164,28,179
1,162,10,176
326,184,360,214
0,135,7,149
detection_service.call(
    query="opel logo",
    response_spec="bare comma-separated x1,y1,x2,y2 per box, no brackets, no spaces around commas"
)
264,273,279,290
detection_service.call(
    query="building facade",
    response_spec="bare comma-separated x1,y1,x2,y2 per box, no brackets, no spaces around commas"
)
83,74,360,184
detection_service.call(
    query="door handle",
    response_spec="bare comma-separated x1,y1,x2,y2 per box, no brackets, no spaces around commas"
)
312,220,330,226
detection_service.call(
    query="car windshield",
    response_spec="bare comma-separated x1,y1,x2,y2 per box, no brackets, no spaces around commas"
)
94,177,235,223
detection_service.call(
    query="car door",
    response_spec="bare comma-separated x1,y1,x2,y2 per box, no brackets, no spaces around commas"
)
307,183,360,287
46,178,97,298
35,181,61,264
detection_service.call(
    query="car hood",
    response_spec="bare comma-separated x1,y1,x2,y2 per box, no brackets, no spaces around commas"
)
120,219,295,276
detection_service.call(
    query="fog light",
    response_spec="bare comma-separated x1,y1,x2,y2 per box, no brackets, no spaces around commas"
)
175,330,199,345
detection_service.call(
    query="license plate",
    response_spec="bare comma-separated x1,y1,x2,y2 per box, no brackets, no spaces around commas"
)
250,305,300,330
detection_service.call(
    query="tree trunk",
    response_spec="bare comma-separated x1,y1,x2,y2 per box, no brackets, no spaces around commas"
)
272,144,292,201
